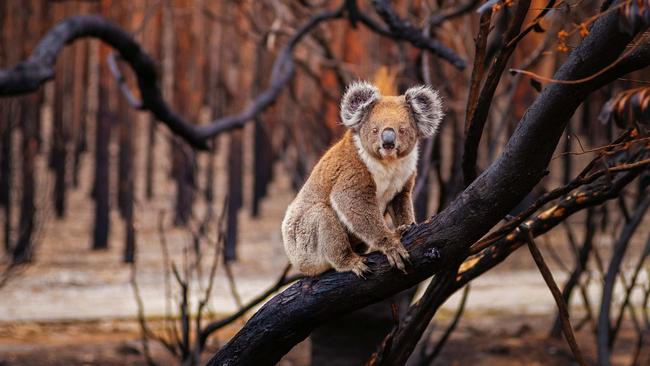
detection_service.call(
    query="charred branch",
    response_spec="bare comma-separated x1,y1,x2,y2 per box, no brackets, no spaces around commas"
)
597,192,650,366
462,0,531,185
368,0,466,70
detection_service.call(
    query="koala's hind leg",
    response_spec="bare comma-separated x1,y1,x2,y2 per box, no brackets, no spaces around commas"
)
318,206,370,277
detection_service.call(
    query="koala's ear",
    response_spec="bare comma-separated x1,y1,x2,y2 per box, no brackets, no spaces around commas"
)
405,85,444,137
340,81,380,129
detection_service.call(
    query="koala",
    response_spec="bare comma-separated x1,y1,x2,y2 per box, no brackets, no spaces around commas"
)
281,81,443,277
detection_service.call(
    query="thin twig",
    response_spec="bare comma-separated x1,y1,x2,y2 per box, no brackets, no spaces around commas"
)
418,284,471,365
524,230,587,366
198,263,301,349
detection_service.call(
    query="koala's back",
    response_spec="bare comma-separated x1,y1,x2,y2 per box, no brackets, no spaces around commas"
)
281,132,371,274
291,131,370,204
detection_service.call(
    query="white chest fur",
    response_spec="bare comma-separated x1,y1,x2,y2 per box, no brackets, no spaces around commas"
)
353,135,418,213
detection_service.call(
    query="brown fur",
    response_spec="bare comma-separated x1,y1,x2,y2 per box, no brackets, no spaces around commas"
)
282,82,443,277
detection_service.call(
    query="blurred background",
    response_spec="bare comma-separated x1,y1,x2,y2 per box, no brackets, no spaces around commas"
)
0,0,649,365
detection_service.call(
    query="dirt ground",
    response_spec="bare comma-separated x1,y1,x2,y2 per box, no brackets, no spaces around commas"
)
0,123,648,365
0,314,646,365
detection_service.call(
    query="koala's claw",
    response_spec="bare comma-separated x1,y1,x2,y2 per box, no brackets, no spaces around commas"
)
383,245,410,274
350,258,371,279
396,223,415,235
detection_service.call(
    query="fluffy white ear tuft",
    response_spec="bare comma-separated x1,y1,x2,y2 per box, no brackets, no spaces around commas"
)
405,85,444,137
340,81,380,129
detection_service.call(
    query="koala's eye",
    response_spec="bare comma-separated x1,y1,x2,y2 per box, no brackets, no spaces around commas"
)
398,127,406,134
372,128,379,134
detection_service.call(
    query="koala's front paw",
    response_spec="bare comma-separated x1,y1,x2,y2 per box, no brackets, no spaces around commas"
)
349,257,370,279
383,245,410,273
396,223,416,236
378,235,410,273
337,256,370,279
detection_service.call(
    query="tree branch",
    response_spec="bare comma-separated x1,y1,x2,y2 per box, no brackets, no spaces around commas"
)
597,192,650,366
367,0,467,70
462,0,532,185
525,230,587,366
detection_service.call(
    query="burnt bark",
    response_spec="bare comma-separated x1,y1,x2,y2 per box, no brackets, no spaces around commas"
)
311,293,411,366
225,130,243,262
92,44,111,250
550,208,595,337
0,100,14,254
50,24,72,217
172,139,195,226
170,1,197,226
118,84,135,263
14,94,40,263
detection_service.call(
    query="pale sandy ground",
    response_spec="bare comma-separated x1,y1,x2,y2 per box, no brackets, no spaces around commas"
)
1,151,647,322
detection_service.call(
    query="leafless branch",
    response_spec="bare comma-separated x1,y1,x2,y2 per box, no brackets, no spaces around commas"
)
597,192,650,366
462,0,532,185
416,284,471,366
368,0,466,70
524,230,587,366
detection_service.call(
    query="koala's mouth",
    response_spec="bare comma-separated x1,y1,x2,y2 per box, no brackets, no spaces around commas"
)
378,145,399,158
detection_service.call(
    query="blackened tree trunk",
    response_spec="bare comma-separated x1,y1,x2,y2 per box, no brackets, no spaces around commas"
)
50,3,72,218
72,38,88,188
170,0,199,226
1,2,18,254
251,41,274,217
225,130,243,262
172,139,195,226
142,0,161,201
203,0,225,203
15,93,39,263
0,100,13,254
14,0,45,263
117,76,135,262
144,115,156,200
311,292,413,365
252,119,273,217
92,41,112,250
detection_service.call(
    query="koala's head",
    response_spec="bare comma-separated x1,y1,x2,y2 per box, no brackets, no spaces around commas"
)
340,81,443,161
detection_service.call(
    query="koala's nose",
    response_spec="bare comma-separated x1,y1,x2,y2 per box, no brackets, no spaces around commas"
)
381,128,396,150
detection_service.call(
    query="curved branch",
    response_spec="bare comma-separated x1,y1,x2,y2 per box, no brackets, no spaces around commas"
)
428,0,482,27
107,53,143,110
361,0,467,70
0,8,345,149
207,8,650,366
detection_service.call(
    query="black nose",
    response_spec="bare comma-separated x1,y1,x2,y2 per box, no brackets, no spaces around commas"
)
381,128,396,149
